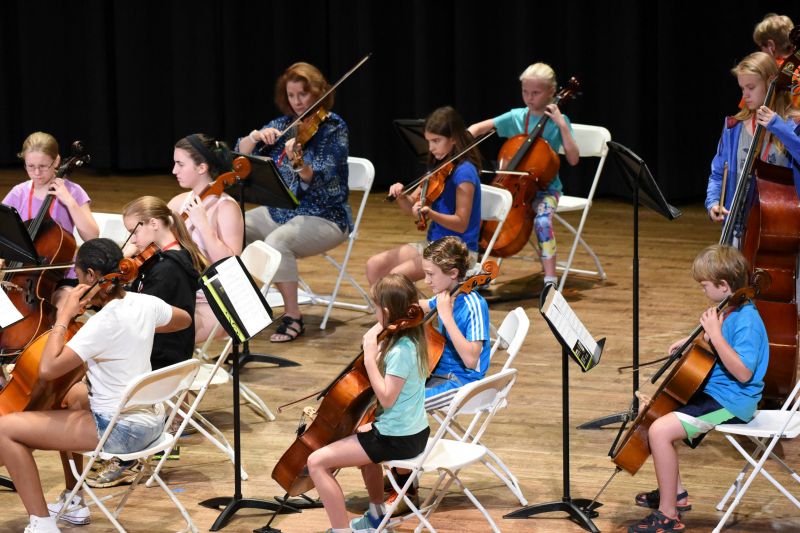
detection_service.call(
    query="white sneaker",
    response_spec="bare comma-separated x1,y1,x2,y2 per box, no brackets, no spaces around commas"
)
47,489,91,525
24,515,61,532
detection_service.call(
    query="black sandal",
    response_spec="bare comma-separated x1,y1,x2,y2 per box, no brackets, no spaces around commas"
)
270,315,305,343
627,510,685,532
635,488,692,512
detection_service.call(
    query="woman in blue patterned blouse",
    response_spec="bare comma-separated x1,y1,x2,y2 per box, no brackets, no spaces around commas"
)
237,62,350,342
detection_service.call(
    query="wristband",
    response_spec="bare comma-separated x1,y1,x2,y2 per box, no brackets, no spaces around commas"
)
53,323,68,332
249,130,260,143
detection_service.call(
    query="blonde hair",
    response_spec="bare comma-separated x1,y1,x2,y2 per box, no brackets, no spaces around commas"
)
423,236,470,281
122,196,208,273
17,131,59,160
691,244,749,293
519,62,557,90
732,52,799,150
753,13,795,56
274,62,332,117
370,274,428,378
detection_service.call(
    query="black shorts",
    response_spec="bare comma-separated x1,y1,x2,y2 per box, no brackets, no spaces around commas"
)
356,425,430,464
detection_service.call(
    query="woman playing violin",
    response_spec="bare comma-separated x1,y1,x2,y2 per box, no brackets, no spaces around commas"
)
236,62,350,343
0,238,191,533
706,52,800,223
306,273,429,533
366,106,481,286
628,245,768,533
167,134,243,343
469,63,579,286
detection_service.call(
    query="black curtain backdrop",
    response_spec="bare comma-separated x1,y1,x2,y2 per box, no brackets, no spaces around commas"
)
0,0,796,203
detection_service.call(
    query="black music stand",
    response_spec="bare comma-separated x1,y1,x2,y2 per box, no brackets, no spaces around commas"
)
392,119,428,165
505,283,604,531
197,256,299,530
577,142,681,430
225,153,300,371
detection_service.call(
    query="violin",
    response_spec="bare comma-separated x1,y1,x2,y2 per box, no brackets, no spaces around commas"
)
271,304,424,496
0,251,142,416
479,78,580,258
291,108,330,169
0,142,91,355
180,156,251,221
611,275,765,475
416,162,454,230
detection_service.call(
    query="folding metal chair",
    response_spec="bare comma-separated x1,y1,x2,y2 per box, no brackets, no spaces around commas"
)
60,359,201,533
553,123,611,290
425,308,530,506
476,184,513,270
380,368,518,533
297,156,375,328
712,378,800,533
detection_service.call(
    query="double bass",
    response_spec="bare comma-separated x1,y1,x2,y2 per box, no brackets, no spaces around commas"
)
0,143,91,355
720,32,800,405
479,78,580,258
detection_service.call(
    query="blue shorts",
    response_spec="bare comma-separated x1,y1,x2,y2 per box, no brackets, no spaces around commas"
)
424,373,464,398
93,412,164,455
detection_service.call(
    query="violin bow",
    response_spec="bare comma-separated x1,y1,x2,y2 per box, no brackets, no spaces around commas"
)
387,129,497,201
276,53,372,139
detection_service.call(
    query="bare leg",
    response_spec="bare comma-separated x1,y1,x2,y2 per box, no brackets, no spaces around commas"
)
307,434,373,529
361,463,385,504
194,302,227,344
366,245,423,286
0,409,98,517
649,413,687,520
271,281,304,342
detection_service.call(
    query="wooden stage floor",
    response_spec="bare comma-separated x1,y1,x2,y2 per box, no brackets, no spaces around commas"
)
1,169,799,532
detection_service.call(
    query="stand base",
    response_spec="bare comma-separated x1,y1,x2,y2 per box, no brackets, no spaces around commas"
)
578,410,629,430
504,498,601,533
273,493,323,509
199,495,298,531
0,476,15,491
227,352,301,369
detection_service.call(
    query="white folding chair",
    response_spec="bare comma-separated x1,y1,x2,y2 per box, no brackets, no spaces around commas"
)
475,184,513,272
712,379,800,533
74,211,129,246
425,308,530,506
60,359,201,533
294,156,375,328
381,369,518,532
553,123,611,290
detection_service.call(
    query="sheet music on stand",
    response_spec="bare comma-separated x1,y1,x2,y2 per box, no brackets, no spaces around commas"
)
0,289,24,329
541,283,604,372
200,256,273,342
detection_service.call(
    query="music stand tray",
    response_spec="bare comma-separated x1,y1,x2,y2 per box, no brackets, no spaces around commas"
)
392,118,428,165
227,152,299,210
0,205,39,264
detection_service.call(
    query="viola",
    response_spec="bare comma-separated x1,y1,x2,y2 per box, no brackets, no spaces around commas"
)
720,30,800,405
180,156,251,222
611,280,762,475
0,254,141,416
271,304,425,496
0,142,91,355
480,78,580,258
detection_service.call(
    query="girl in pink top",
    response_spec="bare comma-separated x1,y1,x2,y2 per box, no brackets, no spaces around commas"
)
167,133,244,343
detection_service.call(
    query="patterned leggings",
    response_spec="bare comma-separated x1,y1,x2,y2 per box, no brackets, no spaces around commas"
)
533,190,560,259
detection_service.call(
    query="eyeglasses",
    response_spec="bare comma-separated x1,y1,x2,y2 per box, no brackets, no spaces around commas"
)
24,160,55,173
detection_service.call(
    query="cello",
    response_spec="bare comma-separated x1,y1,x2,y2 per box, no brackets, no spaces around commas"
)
720,33,800,405
0,143,91,355
479,78,580,258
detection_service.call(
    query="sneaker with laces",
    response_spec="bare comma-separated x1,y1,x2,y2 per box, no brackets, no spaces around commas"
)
384,483,419,517
24,515,61,533
350,510,385,532
85,458,142,488
47,489,91,525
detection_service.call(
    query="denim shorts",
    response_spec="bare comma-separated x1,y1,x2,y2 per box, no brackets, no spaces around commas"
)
93,412,164,455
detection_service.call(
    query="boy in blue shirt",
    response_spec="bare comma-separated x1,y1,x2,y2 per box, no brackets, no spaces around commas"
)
629,244,769,533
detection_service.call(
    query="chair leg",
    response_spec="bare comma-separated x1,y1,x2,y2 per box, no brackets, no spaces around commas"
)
449,471,501,533
239,381,276,421
150,472,199,533
480,449,527,505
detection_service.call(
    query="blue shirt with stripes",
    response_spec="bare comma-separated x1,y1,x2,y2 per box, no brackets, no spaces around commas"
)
428,290,491,382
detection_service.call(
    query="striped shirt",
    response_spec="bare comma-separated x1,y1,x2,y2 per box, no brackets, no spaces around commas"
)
428,290,491,381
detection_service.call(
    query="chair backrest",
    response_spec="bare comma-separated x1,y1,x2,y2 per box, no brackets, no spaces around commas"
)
345,156,375,240
489,307,530,371
74,211,129,246
477,184,513,267
559,123,611,158
240,240,282,292
120,359,201,410
431,368,518,445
